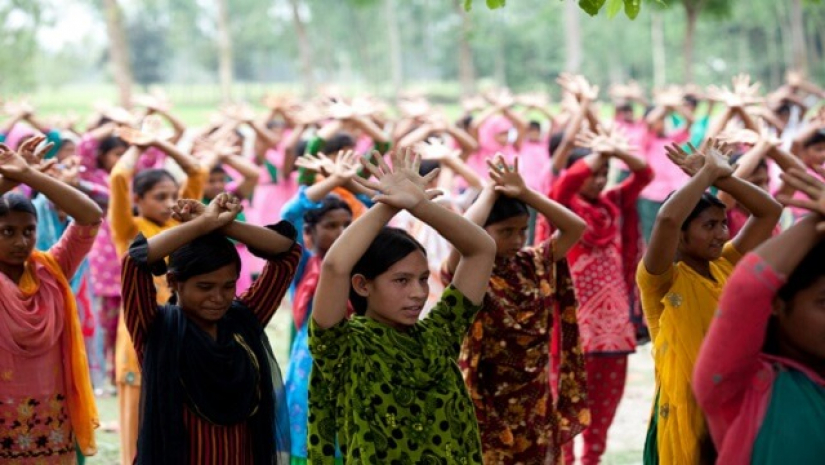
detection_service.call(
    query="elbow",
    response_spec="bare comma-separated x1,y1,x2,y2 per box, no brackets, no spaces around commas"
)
321,255,352,278
654,212,682,231
476,233,497,260
762,197,783,221
570,216,587,240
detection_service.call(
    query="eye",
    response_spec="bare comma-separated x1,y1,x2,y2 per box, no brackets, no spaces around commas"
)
196,283,212,290
1,229,12,237
394,278,408,285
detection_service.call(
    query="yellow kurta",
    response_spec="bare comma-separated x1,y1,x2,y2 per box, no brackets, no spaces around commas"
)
636,242,741,464
109,164,206,386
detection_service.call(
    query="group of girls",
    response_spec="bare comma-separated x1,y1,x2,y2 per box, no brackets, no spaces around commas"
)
0,69,824,465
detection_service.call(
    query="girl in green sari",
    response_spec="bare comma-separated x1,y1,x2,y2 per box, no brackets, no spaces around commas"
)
308,149,496,463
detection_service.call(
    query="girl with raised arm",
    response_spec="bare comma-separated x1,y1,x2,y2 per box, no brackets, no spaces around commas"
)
121,193,300,464
0,140,103,463
308,151,496,463
694,167,825,464
637,140,782,464
443,154,588,464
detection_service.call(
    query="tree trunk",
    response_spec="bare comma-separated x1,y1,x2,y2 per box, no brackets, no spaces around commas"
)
564,0,581,73
683,8,697,84
288,0,315,97
493,15,507,86
215,0,234,104
789,0,808,74
454,0,476,97
384,0,403,100
651,11,666,88
101,0,133,108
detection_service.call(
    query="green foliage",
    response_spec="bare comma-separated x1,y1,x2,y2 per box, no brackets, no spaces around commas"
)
464,0,640,17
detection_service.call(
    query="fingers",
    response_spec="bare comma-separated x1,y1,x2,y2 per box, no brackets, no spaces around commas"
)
421,168,440,185
410,149,421,174
780,170,824,199
775,195,820,212
361,155,383,179
425,189,444,200
374,150,391,174
352,173,382,192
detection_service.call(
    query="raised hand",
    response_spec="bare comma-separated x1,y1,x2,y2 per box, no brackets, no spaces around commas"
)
516,92,550,109
665,142,706,177
487,154,526,198
294,152,336,176
203,192,243,228
655,86,684,109
328,150,361,181
116,127,155,148
354,149,440,210
0,145,33,179
172,199,207,223
777,166,825,231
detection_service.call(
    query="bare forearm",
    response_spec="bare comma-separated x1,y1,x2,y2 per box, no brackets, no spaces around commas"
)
611,149,647,172
351,116,388,143
409,198,493,258
16,170,102,225
324,203,397,273
154,139,200,174
220,221,294,254
146,217,216,263
446,126,479,152
250,121,280,149
306,175,345,202
442,157,484,189
552,104,587,173
445,187,496,273
519,188,586,238
755,214,822,275
397,124,433,148
715,175,781,219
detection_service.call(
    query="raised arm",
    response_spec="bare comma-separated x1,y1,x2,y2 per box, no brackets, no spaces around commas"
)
0,139,102,225
717,175,782,255
643,142,732,275
717,141,772,209
444,184,497,276
313,203,398,329
220,153,260,200
489,155,585,259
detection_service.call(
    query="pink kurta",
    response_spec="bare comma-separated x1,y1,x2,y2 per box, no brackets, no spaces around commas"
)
0,223,98,464
639,129,690,203
519,139,550,192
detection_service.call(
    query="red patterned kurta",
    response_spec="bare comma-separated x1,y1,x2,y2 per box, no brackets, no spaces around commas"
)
444,239,589,464
548,161,653,355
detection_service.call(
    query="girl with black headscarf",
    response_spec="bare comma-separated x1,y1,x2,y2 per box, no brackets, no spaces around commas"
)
121,193,301,464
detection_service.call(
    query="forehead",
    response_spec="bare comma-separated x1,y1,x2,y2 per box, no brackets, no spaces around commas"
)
319,209,352,223
693,206,727,222
187,263,239,282
145,179,178,194
490,215,529,229
383,250,428,275
0,210,37,227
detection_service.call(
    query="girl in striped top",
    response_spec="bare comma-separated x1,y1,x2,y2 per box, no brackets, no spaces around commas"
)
121,193,301,464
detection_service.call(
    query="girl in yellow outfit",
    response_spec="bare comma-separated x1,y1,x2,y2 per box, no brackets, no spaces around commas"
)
108,136,206,465
636,140,781,465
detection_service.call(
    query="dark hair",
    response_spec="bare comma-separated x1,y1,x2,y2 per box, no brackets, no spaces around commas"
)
350,227,426,316
457,115,473,131
616,103,634,113
97,136,129,169
565,147,594,169
803,129,825,149
133,169,177,197
548,131,565,158
168,233,241,283
324,132,356,155
676,192,727,231
683,95,700,107
778,240,825,304
528,120,542,131
418,159,440,178
295,139,309,158
266,119,286,130
210,165,228,176
0,193,37,219
484,195,529,227
303,196,352,233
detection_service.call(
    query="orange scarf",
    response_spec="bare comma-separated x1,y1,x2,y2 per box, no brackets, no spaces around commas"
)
24,252,99,456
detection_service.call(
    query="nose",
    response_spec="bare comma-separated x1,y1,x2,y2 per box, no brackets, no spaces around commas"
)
411,279,428,301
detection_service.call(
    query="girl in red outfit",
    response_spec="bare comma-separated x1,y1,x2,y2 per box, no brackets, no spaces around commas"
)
550,128,653,464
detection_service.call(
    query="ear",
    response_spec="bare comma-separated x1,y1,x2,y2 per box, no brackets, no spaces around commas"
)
351,274,370,298
166,273,180,294
133,193,141,205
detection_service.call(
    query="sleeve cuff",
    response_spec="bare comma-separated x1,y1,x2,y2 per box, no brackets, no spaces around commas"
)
128,233,168,276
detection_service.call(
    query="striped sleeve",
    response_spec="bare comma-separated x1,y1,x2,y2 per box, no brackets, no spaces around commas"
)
238,223,302,326
121,233,161,360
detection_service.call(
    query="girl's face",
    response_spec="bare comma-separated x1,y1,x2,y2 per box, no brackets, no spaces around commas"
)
776,276,825,366
579,164,609,201
678,207,729,262
56,141,77,162
170,263,238,334
485,215,529,259
355,251,429,329
100,145,128,172
205,172,227,201
802,142,825,168
135,178,179,224
0,211,37,269
747,166,770,192
309,209,352,255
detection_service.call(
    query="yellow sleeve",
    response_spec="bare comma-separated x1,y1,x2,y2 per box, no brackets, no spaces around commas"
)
721,241,743,266
108,166,139,253
180,167,208,200
636,261,675,344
